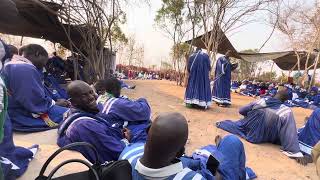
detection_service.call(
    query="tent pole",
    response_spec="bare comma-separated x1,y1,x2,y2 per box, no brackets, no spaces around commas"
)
309,52,320,91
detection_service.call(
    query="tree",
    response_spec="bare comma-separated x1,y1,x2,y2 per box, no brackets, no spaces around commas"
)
155,0,191,85
269,0,320,89
171,42,190,85
33,0,148,82
195,0,274,75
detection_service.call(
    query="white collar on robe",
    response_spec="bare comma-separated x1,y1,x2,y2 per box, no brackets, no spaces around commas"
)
135,159,184,180
6,55,35,67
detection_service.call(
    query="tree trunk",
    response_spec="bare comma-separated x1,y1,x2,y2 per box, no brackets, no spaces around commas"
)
309,52,320,91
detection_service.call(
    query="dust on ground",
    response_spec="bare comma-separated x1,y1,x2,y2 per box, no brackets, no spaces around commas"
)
16,80,317,180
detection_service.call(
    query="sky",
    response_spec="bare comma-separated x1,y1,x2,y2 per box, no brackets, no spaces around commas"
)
122,0,287,68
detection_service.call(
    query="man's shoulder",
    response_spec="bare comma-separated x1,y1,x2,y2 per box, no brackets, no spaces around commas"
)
4,61,37,73
119,143,145,160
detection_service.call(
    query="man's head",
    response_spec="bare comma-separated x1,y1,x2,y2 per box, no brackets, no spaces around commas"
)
20,44,48,69
274,89,290,102
310,87,318,96
93,80,106,95
225,50,232,58
141,112,189,168
105,78,121,98
53,52,57,56
7,45,18,59
67,80,98,113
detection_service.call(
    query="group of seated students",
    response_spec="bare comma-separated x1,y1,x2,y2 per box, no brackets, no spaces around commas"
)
231,80,320,110
1,42,320,179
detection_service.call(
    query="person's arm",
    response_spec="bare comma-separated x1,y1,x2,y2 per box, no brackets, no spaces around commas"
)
113,98,151,122
6,65,53,114
239,101,256,116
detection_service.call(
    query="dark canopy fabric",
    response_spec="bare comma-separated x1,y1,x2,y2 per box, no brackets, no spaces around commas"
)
186,30,318,71
0,0,96,51
185,29,242,59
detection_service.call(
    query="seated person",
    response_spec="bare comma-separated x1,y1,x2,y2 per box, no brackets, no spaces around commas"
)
119,112,256,180
0,40,38,180
43,72,69,101
58,80,138,163
298,108,320,156
1,44,69,132
230,81,239,93
96,78,151,142
216,90,305,162
305,87,320,109
263,84,277,97
237,80,248,93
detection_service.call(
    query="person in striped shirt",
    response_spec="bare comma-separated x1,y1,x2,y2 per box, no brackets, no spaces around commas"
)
119,112,256,180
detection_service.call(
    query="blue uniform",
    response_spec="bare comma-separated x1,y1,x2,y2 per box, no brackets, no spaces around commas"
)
99,96,151,143
298,108,320,155
212,56,231,105
57,109,127,163
217,98,302,157
119,135,256,180
185,50,212,107
1,55,68,132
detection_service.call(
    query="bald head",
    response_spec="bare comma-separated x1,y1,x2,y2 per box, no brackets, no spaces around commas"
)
274,89,289,102
141,112,188,168
67,80,98,113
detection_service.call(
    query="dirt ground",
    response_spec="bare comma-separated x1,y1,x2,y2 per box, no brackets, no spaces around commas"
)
15,80,317,180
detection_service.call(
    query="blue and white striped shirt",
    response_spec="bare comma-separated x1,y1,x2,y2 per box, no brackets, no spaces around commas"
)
119,143,205,180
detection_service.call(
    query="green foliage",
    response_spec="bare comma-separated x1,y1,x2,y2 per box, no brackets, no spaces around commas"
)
111,24,128,44
172,43,190,59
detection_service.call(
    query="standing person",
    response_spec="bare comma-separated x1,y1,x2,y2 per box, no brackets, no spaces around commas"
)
212,50,237,107
184,47,212,109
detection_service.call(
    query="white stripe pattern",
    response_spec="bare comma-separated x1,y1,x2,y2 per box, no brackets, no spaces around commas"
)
66,117,95,137
120,146,144,160
173,168,192,180
191,173,203,180
128,152,144,164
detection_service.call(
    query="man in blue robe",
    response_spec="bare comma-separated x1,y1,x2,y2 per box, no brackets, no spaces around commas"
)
298,108,320,156
1,44,69,132
119,112,256,180
184,47,212,109
216,90,306,162
57,80,133,163
0,40,39,180
96,78,151,143
212,51,237,107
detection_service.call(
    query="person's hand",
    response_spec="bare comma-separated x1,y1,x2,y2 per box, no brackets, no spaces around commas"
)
55,99,71,107
122,128,131,142
295,156,312,166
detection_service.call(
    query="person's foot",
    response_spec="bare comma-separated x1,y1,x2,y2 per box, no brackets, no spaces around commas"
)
129,85,136,89
28,144,40,158
295,155,313,166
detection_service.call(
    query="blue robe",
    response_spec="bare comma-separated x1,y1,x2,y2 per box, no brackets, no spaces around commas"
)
212,56,231,105
0,116,36,180
217,98,302,155
99,96,151,143
298,108,320,155
43,73,68,101
184,50,212,107
57,109,127,163
1,56,68,132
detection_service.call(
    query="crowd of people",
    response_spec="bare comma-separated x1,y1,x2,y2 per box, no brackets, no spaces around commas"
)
0,38,319,179
184,47,320,177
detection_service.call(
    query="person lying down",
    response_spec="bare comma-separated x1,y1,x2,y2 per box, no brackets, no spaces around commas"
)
119,112,257,180
216,89,307,164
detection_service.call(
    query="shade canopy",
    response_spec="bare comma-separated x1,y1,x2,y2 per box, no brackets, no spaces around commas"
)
186,29,318,71
0,0,98,52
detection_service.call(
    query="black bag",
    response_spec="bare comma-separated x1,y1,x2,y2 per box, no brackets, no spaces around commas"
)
35,142,132,180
